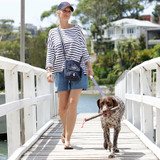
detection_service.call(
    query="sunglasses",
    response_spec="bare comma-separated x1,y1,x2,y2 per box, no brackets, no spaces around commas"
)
61,9,72,14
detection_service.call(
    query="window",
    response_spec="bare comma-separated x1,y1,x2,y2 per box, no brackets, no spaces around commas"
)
127,27,134,34
108,29,114,36
121,29,124,34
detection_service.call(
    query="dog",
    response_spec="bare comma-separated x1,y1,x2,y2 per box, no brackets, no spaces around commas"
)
97,96,125,158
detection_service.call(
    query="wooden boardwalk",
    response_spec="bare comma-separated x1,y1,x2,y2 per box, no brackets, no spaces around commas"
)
20,113,158,160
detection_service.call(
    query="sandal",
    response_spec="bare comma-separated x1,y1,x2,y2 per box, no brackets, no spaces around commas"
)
61,134,65,144
64,145,73,149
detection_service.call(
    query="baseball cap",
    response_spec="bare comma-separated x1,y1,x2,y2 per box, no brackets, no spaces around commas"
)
57,2,74,12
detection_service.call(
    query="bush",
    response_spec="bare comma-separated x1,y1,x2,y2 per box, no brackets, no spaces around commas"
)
153,43,160,57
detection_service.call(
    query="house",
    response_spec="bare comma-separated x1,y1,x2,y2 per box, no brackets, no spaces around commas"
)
103,18,160,49
91,18,160,53
146,28,160,49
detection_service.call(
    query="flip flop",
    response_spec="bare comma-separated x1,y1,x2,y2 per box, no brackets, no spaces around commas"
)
64,145,73,149
61,134,65,144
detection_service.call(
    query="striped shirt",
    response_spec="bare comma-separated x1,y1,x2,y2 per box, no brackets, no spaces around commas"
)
46,25,90,75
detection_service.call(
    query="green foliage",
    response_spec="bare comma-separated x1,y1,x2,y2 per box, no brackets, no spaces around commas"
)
0,19,14,32
152,43,160,57
25,31,48,69
152,4,160,23
115,38,140,70
41,5,58,21
0,19,17,41
0,40,20,60
138,34,146,50
0,70,4,90
92,37,157,86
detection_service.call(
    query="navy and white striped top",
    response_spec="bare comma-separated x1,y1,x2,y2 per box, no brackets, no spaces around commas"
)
46,25,90,75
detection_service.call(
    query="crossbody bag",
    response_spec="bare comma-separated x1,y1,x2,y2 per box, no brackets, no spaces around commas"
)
57,27,82,81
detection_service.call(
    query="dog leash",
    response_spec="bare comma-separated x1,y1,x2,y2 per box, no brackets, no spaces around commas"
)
81,75,105,128
89,75,105,97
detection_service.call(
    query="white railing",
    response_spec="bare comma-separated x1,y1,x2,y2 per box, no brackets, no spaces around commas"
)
115,57,160,159
0,56,58,159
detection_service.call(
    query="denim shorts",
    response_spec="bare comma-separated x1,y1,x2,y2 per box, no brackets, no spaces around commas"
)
54,71,88,92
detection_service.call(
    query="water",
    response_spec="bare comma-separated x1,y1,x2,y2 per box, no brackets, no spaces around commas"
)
77,94,101,113
0,141,7,160
0,94,101,160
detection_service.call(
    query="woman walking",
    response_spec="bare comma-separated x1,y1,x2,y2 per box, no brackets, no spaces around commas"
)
46,2,94,149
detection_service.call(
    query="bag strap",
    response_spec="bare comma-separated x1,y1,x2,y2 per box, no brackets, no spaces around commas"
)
57,27,66,58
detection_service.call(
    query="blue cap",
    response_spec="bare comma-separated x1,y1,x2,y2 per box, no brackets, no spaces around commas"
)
57,2,74,12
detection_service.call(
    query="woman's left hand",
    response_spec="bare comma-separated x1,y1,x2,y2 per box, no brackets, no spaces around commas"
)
86,61,94,76
87,67,94,76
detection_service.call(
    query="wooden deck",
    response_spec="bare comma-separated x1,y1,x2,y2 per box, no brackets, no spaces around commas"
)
20,113,158,160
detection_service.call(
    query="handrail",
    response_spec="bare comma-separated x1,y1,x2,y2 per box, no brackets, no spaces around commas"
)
115,57,160,159
0,56,58,159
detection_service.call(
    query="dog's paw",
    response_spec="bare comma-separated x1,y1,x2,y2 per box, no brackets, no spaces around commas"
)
104,142,108,150
109,142,112,152
113,148,119,153
108,153,115,158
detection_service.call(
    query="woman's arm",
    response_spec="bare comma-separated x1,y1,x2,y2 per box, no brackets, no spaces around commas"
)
46,30,55,83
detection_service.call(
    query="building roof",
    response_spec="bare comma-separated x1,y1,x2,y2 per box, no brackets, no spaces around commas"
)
111,18,160,28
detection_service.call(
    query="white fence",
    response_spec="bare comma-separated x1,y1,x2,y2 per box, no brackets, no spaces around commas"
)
115,57,160,159
0,56,58,159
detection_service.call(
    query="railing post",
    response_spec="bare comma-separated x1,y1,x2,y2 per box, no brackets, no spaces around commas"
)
36,73,51,130
132,71,140,129
4,67,21,156
50,83,56,118
53,84,58,117
156,65,160,147
23,70,36,141
126,72,132,122
140,68,153,142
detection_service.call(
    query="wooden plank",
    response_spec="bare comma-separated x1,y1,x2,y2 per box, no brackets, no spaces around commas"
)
20,113,158,160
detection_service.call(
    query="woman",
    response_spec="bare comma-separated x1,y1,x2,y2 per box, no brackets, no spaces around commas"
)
46,2,94,149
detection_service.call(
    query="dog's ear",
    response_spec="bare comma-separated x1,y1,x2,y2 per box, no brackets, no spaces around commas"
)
112,97,118,107
97,98,102,113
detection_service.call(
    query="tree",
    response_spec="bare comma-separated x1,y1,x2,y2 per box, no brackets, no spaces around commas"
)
41,5,58,21
25,31,48,69
0,40,20,60
152,43,160,57
115,38,139,70
0,19,15,41
152,4,160,23
138,34,146,50
0,19,14,32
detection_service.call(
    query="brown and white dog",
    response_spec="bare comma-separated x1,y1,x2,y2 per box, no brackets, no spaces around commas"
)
97,96,125,158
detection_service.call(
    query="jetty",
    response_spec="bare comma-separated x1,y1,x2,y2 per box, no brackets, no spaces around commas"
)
0,56,160,160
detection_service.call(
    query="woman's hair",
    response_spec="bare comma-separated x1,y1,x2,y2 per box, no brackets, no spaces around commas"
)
57,10,60,25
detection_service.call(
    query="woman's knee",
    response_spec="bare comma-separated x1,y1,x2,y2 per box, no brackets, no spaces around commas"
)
58,104,68,114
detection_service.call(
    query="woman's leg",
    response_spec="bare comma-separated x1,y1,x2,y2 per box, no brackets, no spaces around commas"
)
58,91,70,138
65,89,82,146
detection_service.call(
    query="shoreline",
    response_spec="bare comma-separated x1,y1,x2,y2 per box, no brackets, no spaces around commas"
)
82,86,114,95
0,86,115,96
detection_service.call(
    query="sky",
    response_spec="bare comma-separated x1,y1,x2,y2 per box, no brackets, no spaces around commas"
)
0,0,78,29
0,0,158,29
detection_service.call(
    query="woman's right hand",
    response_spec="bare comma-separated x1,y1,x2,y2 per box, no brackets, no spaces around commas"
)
47,70,53,83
